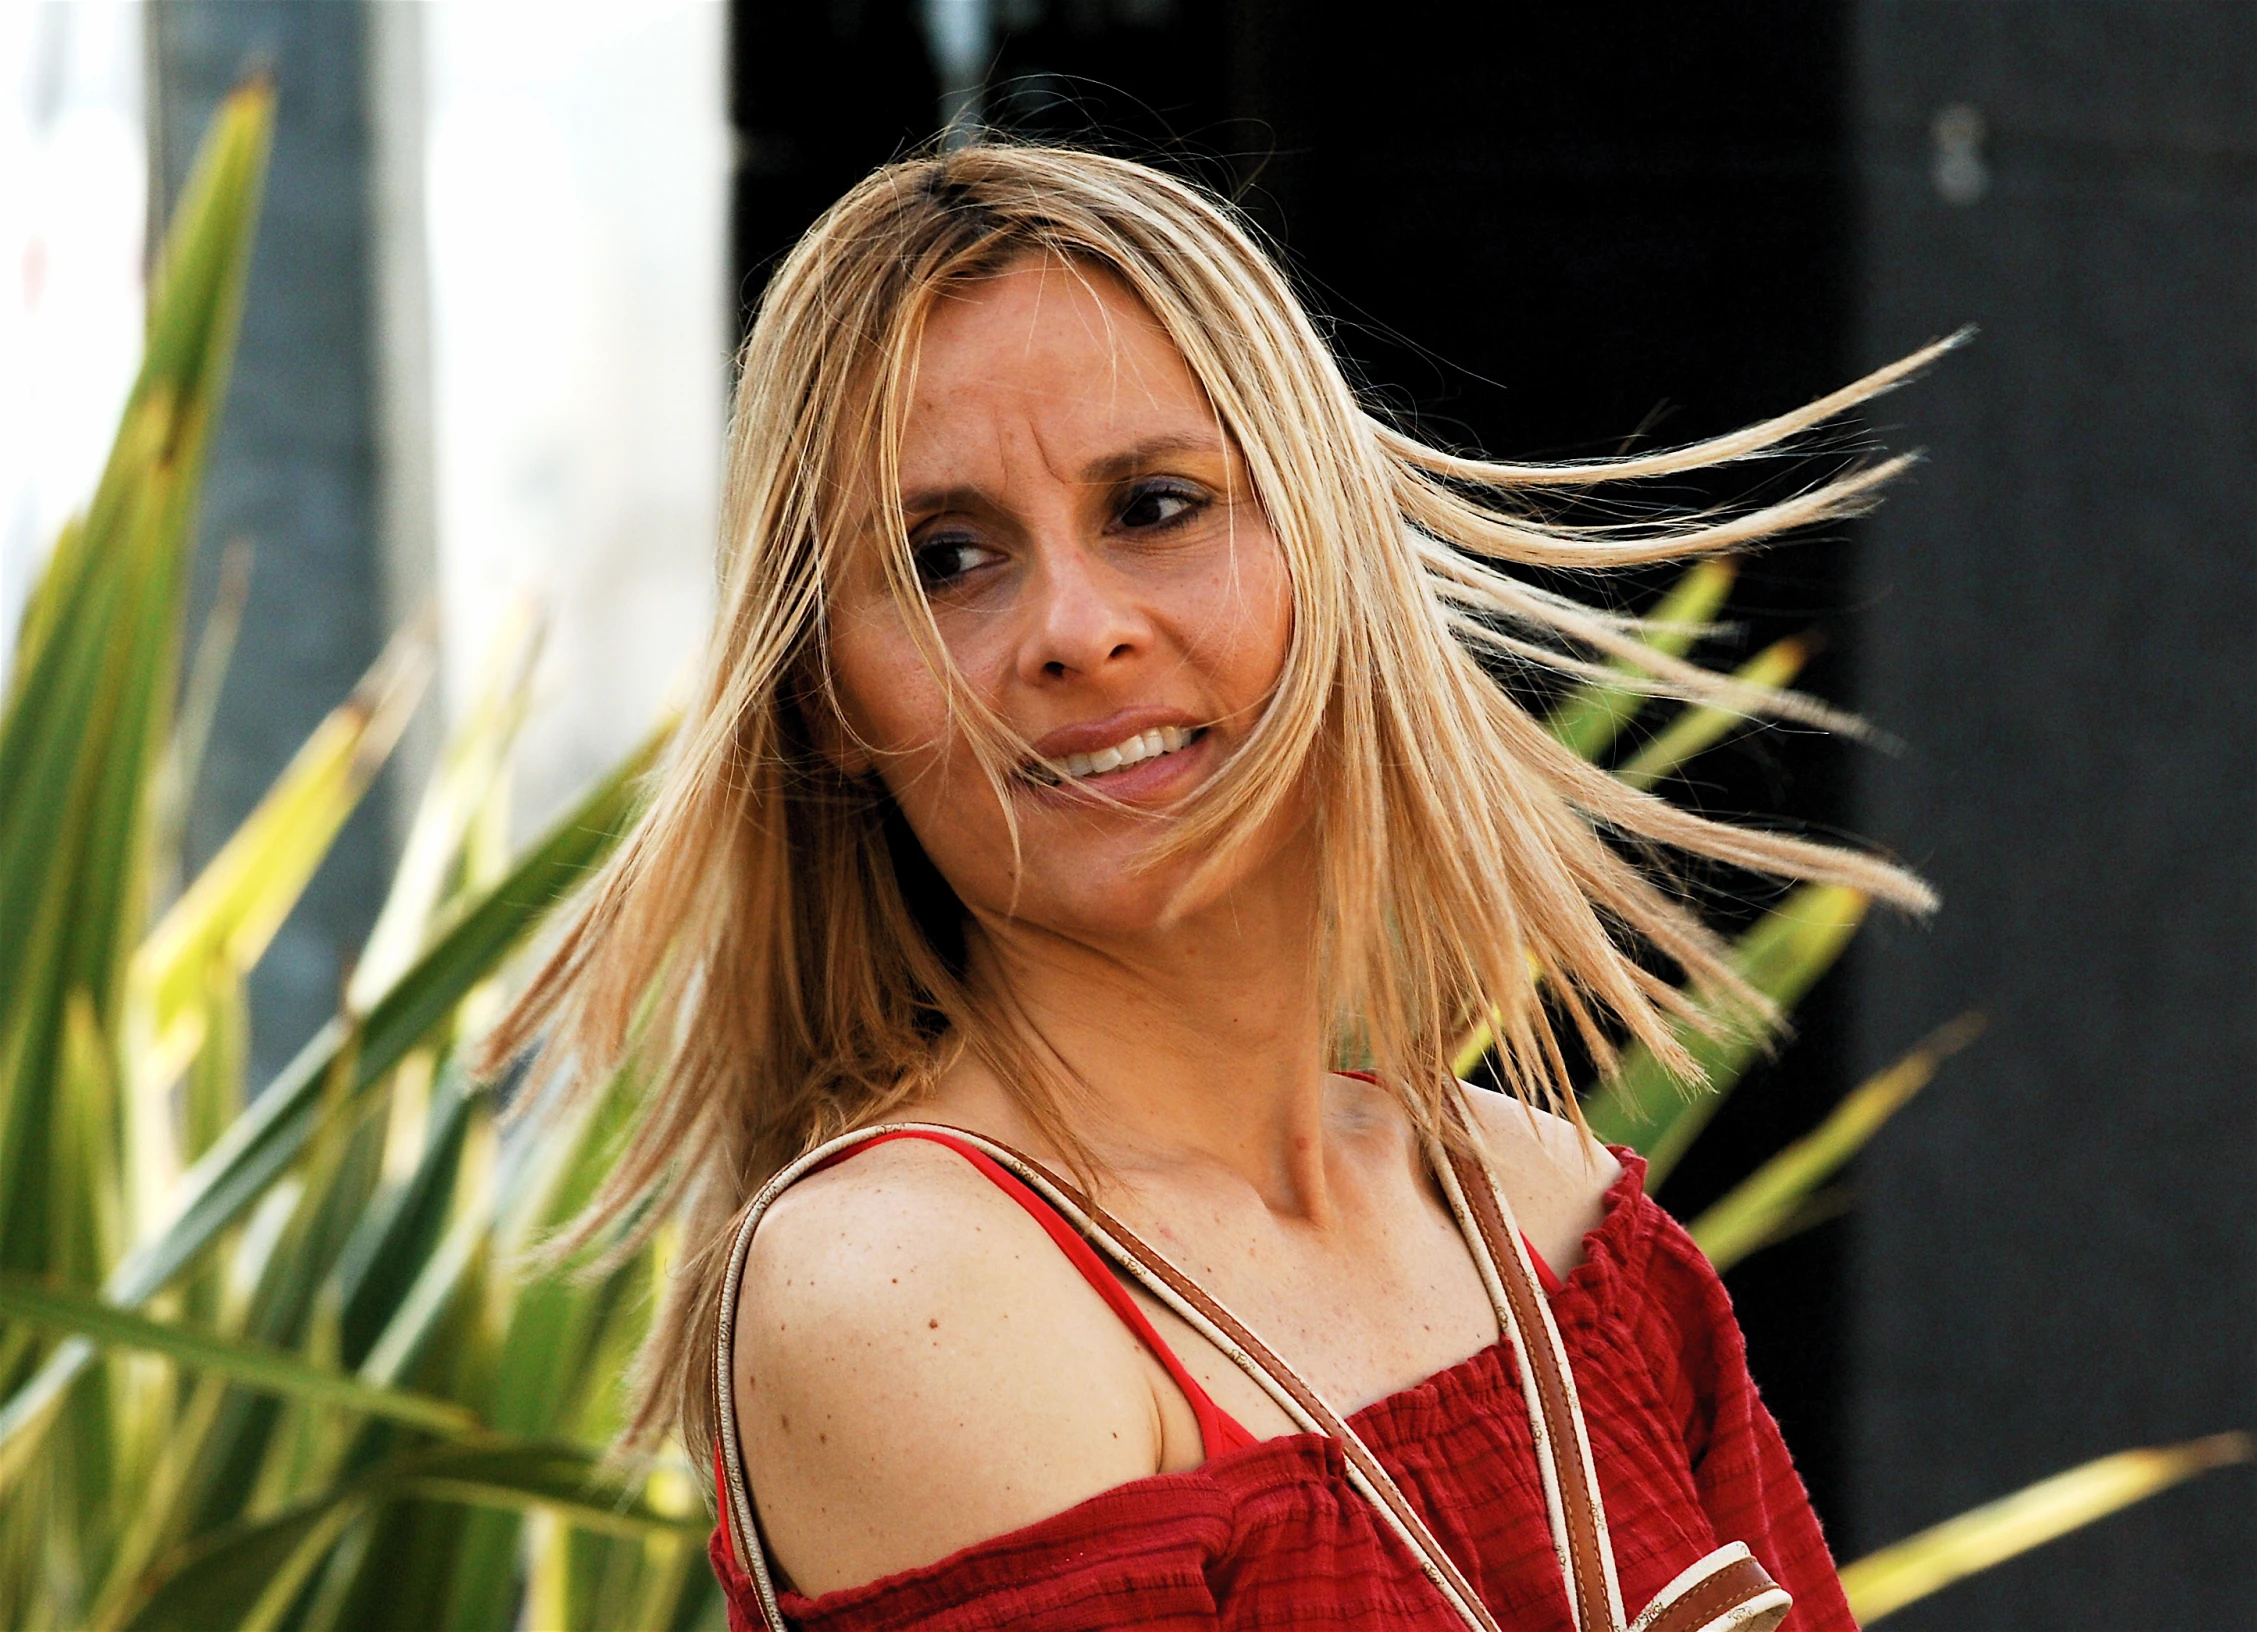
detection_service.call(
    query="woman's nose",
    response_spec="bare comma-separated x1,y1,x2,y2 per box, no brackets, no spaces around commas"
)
1014,540,1150,684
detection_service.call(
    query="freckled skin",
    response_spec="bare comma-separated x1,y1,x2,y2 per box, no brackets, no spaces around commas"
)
734,257,1620,1598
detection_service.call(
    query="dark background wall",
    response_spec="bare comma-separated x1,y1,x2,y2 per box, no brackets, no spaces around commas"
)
1848,5,2257,1626
730,1,2255,1622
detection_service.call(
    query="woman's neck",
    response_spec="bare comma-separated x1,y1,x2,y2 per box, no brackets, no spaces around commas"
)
946,860,1342,1222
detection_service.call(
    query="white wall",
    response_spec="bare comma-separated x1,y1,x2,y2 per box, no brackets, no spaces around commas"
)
0,0,144,682
422,0,727,833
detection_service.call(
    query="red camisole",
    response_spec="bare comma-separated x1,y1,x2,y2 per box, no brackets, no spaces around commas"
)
711,1138,1856,1631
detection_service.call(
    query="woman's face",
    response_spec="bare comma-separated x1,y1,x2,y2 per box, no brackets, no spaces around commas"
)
823,254,1299,946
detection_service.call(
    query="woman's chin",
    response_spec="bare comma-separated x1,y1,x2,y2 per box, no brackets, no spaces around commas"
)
991,869,1223,947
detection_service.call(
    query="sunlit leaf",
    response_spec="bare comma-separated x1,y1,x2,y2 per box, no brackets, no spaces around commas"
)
433,1061,648,1626
120,1492,369,1632
0,730,658,1493
0,80,274,1630
1840,1433,2253,1623
348,604,540,1015
395,1442,706,1541
171,1088,393,1539
1611,633,1811,793
0,69,273,1263
1688,1013,1983,1272
1582,883,1868,1188
335,1066,477,1369
119,1441,702,1632
0,1273,477,1435
1546,559,1736,761
139,726,656,1303
147,537,251,905
131,623,431,1090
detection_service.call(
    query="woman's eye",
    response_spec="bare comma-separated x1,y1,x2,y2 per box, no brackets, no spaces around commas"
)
911,537,996,587
1117,482,1203,531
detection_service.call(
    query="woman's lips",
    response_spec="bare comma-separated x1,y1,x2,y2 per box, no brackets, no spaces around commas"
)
1027,704,1209,761
1053,723,1196,779
1022,725,1212,806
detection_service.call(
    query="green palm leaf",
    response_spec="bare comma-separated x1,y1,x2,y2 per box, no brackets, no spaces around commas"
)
1687,1013,1983,1272
0,730,658,1494
118,1442,702,1632
1841,1433,2252,1623
1545,559,1735,760
1611,633,1811,793
129,726,656,1303
131,626,431,1089
0,1274,476,1436
0,81,274,1630
0,79,273,1281
1582,882,1869,1188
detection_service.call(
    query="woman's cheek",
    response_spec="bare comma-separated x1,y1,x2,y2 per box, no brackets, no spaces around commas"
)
891,766,1021,920
1182,531,1293,700
830,600,946,760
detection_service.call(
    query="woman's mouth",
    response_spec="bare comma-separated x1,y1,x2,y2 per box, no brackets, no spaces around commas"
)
1026,724,1206,787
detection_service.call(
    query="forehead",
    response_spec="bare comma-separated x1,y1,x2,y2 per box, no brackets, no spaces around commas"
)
900,255,1219,481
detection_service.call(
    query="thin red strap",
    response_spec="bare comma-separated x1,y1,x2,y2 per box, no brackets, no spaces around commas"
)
817,1129,1260,1459
1526,1237,1564,1296
712,1440,736,1564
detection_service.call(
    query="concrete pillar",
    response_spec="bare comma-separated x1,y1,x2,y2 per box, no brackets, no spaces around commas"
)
149,2,393,1087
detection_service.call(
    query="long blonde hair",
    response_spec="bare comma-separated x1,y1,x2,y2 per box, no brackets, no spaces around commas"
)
485,143,1939,1462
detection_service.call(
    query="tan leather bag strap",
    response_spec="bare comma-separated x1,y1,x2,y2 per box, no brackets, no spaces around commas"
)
1434,1090,1790,1632
1432,1107,1626,1632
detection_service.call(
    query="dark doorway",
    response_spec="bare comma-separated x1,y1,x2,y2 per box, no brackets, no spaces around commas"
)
729,0,1861,1529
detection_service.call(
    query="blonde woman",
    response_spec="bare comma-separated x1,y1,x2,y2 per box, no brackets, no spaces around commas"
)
491,146,1938,1631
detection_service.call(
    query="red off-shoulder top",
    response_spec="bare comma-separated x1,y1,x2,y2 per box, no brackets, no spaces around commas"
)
710,1149,1856,1631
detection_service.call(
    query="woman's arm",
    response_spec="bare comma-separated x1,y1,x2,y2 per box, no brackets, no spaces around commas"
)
731,1139,1170,1596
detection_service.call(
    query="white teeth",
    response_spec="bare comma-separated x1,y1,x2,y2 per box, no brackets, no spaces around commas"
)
1053,725,1195,781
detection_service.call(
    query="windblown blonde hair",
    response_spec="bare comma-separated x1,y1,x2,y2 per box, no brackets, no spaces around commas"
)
485,143,1940,1464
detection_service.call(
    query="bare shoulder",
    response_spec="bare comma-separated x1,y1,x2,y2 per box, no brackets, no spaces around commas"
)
1460,1088,1622,1274
730,1139,1160,1596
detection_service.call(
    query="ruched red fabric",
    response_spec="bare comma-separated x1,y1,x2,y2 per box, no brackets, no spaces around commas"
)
710,1151,1856,1631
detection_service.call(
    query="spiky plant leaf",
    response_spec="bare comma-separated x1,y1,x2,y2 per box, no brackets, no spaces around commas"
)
0,80,273,1632
1611,633,1812,793
1545,558,1736,760
118,1442,701,1632
131,626,431,1089
119,1493,368,1632
0,730,658,1494
0,80,273,1280
1582,883,1869,1188
1839,1434,2253,1624
1687,1013,1983,1272
0,1274,477,1435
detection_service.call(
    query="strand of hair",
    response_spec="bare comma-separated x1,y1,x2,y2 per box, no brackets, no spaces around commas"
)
1371,330,1969,489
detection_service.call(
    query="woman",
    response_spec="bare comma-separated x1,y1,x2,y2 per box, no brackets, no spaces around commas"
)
491,145,1940,1630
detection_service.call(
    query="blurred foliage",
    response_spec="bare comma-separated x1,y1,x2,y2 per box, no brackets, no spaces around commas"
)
1834,1432,2252,1623
0,84,712,1632
0,80,2241,1631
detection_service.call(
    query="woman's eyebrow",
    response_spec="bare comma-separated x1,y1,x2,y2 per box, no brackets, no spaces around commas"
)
899,432,1228,516
899,482,987,518
1077,431,1227,485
